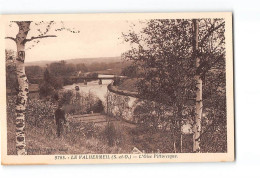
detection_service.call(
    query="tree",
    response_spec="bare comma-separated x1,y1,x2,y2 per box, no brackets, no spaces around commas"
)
192,19,202,152
48,61,67,76
195,19,226,152
5,21,79,155
39,69,55,97
121,65,138,78
25,65,44,81
122,18,225,153
123,19,195,153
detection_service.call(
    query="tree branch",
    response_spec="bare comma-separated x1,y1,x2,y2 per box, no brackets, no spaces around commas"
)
198,53,225,77
25,35,57,42
200,22,225,46
5,37,16,42
195,120,218,141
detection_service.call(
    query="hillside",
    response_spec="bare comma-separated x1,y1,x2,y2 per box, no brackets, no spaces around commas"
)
25,56,121,67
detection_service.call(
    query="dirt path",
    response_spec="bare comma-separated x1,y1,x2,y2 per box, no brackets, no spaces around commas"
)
66,113,138,152
68,113,116,123
68,113,136,129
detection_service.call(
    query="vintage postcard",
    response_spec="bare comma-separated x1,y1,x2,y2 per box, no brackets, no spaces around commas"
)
0,12,234,165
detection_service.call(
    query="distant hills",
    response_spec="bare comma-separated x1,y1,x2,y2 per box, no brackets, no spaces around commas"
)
25,56,122,67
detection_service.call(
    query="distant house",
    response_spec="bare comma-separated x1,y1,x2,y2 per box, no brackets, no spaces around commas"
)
71,71,81,77
79,72,90,77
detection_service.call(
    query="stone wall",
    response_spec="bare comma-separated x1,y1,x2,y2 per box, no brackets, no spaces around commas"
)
106,83,193,134
106,83,174,125
106,86,138,123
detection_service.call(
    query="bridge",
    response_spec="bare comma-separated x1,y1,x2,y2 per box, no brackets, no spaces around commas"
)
69,75,127,84
29,74,127,85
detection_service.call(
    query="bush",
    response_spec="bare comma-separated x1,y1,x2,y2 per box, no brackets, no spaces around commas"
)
39,69,64,98
59,90,104,115
60,90,73,105
87,72,98,79
26,97,55,128
92,99,104,113
113,77,123,86
121,65,138,78
39,82,55,97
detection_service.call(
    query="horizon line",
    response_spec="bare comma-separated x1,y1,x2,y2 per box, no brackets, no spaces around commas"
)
24,56,122,63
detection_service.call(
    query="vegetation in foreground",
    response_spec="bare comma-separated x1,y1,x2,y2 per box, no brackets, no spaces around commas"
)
7,95,189,155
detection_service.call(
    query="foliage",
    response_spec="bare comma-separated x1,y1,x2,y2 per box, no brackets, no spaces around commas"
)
24,61,131,87
113,77,124,86
122,19,226,152
86,72,98,78
6,96,124,154
6,96,55,129
59,90,104,115
39,69,63,97
133,100,173,130
103,122,117,146
92,99,104,113
59,90,74,105
26,66,44,80
123,20,195,109
121,65,138,78
7,95,195,154
39,82,55,98
49,60,69,76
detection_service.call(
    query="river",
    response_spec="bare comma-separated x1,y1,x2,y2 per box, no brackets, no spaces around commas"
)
63,75,113,102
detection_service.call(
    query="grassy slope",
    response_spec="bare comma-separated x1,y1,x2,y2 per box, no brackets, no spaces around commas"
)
6,95,180,155
7,114,179,155
116,78,138,93
7,107,149,155
7,118,135,155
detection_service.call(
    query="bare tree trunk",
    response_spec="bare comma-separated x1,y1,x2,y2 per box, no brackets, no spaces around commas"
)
15,21,31,155
173,140,177,153
192,19,202,153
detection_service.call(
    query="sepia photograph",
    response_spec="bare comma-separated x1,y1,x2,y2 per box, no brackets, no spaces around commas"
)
0,12,234,164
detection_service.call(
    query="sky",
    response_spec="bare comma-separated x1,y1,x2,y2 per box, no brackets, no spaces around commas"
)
5,20,141,62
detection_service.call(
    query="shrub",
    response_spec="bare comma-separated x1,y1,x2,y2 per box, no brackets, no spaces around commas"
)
92,99,104,113
59,90,104,115
39,82,55,97
39,69,64,98
121,65,138,78
60,90,73,105
113,77,123,86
